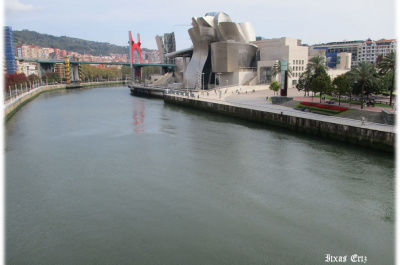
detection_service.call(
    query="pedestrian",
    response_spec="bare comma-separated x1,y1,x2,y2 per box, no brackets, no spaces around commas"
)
361,116,366,125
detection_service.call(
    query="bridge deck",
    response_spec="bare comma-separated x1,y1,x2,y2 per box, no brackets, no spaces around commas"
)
16,57,176,67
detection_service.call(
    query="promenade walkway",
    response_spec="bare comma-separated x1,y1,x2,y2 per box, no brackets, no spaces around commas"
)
179,85,396,133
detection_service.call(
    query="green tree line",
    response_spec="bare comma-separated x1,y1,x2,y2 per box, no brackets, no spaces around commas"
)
295,52,396,109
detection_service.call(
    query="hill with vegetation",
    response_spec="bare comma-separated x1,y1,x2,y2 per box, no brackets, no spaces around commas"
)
13,29,152,56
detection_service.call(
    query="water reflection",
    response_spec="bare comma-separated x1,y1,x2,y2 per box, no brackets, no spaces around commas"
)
133,99,146,133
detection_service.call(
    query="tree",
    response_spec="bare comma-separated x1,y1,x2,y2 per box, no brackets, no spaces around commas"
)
310,73,332,103
121,66,131,80
28,73,40,82
269,81,281,95
307,55,328,77
296,69,313,96
42,72,60,83
271,60,293,84
347,62,379,109
5,73,28,92
378,51,396,106
332,74,351,106
141,66,161,78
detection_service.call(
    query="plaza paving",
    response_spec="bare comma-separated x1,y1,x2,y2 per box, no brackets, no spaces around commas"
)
187,85,396,133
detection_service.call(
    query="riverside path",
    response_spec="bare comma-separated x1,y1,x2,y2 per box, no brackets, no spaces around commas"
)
167,85,395,134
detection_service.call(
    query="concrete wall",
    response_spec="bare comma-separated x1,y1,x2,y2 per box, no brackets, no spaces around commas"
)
4,84,65,120
5,81,126,121
164,95,395,152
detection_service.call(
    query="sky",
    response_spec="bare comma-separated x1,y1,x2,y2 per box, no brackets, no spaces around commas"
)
3,0,398,51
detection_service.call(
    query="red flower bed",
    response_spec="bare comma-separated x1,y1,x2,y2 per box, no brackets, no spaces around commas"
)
300,101,348,112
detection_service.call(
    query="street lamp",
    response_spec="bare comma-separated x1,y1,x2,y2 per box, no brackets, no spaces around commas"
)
202,73,205,90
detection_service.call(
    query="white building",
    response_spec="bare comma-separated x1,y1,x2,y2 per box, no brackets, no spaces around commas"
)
16,61,38,76
252,37,309,88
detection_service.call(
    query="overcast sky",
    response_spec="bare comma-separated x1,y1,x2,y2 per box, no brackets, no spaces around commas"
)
4,0,398,51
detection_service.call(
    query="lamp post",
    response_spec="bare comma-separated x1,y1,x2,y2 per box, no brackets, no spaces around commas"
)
186,75,189,97
202,73,205,90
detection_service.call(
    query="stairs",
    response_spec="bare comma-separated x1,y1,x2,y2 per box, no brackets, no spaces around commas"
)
153,72,173,86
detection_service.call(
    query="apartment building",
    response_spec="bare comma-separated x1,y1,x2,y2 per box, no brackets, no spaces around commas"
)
15,44,55,59
359,39,396,63
311,39,397,67
16,61,38,76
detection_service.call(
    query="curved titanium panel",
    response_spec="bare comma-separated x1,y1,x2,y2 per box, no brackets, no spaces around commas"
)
211,42,257,72
239,22,256,42
198,16,214,27
188,27,201,43
184,41,209,89
218,22,247,43
213,12,232,41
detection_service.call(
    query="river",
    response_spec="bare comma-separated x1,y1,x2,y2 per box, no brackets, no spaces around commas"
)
5,86,395,264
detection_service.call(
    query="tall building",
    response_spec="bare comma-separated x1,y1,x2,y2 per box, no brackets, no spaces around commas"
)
4,26,17,74
156,32,176,65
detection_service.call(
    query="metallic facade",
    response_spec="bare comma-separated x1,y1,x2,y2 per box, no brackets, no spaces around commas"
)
184,12,257,89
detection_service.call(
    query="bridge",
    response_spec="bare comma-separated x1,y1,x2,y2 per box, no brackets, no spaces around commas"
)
17,57,176,68
16,57,177,85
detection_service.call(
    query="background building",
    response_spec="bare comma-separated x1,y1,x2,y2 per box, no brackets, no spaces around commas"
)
156,32,176,65
4,26,17,74
253,38,309,88
311,39,397,67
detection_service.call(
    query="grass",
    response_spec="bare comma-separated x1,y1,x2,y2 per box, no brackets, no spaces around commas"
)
295,102,353,116
305,94,393,108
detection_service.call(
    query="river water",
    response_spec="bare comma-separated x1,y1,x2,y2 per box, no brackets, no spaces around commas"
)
5,86,395,264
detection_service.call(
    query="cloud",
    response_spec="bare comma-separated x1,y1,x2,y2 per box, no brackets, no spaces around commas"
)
5,0,34,12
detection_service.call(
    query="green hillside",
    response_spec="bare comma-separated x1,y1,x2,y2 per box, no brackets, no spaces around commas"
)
12,29,150,56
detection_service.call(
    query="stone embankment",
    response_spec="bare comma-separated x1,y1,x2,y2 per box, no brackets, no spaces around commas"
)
4,81,126,121
4,84,65,121
164,94,395,153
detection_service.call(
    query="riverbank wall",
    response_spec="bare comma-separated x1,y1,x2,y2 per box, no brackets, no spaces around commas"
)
4,81,127,121
5,84,66,121
164,95,395,153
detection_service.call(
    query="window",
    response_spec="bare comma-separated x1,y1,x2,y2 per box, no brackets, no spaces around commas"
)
260,67,272,84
